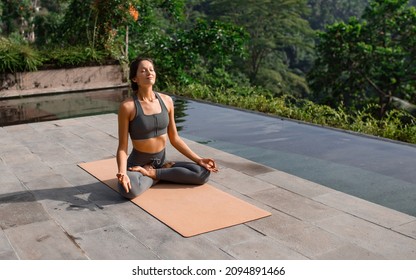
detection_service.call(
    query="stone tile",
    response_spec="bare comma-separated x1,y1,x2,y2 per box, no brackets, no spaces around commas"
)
255,170,333,198
207,180,274,214
0,140,25,154
57,122,116,156
55,122,90,137
274,226,348,259
22,173,72,190
28,120,62,132
0,250,18,260
316,244,386,260
393,221,416,239
223,236,308,260
247,209,347,258
53,164,101,186
314,191,416,229
77,129,115,146
44,128,82,143
82,114,118,137
203,224,265,248
0,192,51,230
248,209,311,237
1,146,37,166
0,229,16,259
211,167,276,196
0,154,7,166
3,123,34,134
29,182,122,241
54,136,93,157
0,169,26,196
20,136,54,153
41,196,120,236
28,184,82,204
182,138,225,156
147,233,234,260
250,188,343,222
76,181,126,206
76,148,114,163
75,225,159,260
107,199,172,244
14,167,57,184
74,117,118,152
106,201,232,259
3,149,56,183
315,214,416,259
183,138,275,175
34,146,81,167
48,120,81,130
5,220,87,259
219,159,275,177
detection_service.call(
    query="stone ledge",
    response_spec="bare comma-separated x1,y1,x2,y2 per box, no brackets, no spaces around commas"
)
0,65,128,98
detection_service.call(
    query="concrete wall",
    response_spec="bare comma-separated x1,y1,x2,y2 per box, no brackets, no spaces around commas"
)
0,65,128,98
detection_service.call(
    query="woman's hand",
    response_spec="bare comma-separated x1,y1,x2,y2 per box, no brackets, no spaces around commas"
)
117,173,131,193
197,158,219,173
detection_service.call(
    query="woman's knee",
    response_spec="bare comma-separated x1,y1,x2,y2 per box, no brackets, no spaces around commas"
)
117,173,153,199
117,182,144,199
194,167,210,185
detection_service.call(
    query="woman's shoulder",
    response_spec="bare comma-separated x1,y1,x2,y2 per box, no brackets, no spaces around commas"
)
120,96,135,106
158,92,174,106
118,97,135,113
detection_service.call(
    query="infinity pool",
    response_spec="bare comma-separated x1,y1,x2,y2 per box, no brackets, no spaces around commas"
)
2,89,416,216
0,88,129,126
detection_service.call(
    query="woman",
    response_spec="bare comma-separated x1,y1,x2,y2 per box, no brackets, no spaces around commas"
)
116,57,218,199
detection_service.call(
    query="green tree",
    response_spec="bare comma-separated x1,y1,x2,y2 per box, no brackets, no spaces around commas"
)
307,0,369,30
197,0,315,97
150,19,249,87
33,0,69,46
0,0,33,37
57,0,142,52
118,0,247,88
0,1,3,33
308,0,416,117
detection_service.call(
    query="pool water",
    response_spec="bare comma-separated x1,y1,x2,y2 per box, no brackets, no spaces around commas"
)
0,88,129,126
1,89,416,216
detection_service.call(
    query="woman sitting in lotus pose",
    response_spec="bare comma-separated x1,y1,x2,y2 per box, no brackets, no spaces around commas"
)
116,57,218,199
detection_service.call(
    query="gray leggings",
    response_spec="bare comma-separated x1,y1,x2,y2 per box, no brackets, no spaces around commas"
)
118,148,210,199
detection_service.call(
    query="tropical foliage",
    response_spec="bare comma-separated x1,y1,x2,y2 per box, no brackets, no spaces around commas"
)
0,36,42,72
168,83,416,144
197,0,315,97
308,0,370,30
308,0,416,118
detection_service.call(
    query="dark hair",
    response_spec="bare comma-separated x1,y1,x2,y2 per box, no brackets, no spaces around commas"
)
129,57,155,91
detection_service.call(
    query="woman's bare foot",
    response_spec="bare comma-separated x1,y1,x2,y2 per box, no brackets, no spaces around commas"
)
128,165,157,179
162,161,175,168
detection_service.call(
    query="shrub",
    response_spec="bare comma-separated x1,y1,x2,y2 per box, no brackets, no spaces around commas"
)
167,83,416,144
41,46,109,68
0,37,43,72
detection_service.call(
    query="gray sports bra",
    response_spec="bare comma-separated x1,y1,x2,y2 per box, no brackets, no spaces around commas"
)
129,91,169,140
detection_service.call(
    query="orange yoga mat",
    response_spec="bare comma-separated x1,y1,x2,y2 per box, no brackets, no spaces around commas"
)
78,158,271,237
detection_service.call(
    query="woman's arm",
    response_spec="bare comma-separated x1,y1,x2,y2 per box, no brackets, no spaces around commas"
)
164,95,218,172
116,100,133,192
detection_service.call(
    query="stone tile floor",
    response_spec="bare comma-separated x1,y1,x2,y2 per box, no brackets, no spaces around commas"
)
1,114,416,260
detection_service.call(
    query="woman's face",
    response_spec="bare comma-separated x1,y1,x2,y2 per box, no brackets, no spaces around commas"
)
135,60,156,86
